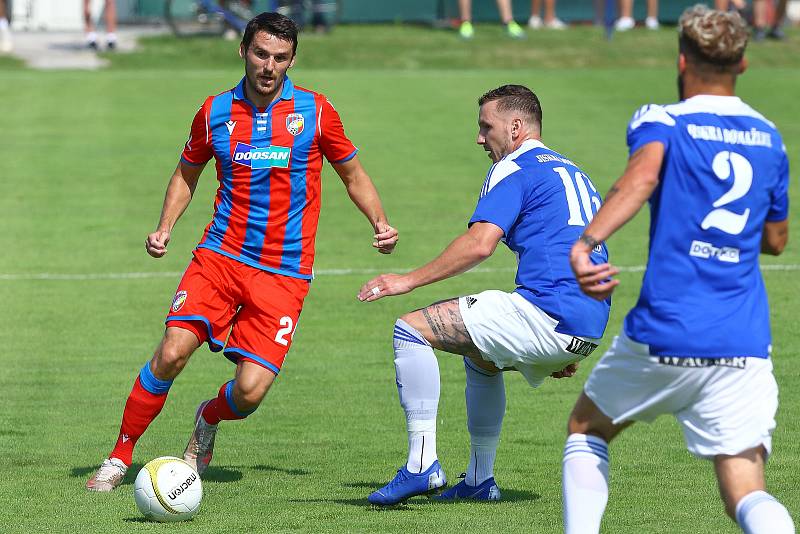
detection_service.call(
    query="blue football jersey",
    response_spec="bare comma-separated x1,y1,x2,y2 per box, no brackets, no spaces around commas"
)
469,139,611,339
624,96,790,358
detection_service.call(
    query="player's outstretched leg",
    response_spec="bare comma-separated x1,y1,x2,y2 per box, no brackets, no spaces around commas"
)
86,327,198,492
436,358,504,502
369,319,446,505
86,362,174,491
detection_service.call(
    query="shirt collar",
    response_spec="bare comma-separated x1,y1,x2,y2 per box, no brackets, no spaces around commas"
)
232,76,295,103
683,94,742,105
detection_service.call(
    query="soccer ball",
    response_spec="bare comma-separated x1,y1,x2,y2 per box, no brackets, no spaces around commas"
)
133,456,202,522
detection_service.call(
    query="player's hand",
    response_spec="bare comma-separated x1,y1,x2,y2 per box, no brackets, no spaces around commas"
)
551,362,579,379
145,230,171,258
357,273,412,302
373,222,398,254
570,243,619,301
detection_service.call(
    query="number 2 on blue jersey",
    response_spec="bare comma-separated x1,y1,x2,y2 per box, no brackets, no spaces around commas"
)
701,151,753,235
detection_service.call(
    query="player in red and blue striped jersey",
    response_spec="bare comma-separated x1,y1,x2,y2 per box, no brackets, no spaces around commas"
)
86,12,398,492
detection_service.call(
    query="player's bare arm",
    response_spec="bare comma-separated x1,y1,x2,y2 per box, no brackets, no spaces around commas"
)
569,141,664,300
330,156,398,254
357,222,503,302
761,219,788,255
145,161,205,258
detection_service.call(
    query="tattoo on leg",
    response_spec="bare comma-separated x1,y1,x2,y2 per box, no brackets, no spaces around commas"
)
421,300,480,358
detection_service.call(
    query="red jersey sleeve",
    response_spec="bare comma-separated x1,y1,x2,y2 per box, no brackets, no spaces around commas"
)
180,98,214,166
317,98,358,164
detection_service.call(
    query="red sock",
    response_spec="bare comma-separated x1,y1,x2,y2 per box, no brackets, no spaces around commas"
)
109,376,169,465
201,380,250,425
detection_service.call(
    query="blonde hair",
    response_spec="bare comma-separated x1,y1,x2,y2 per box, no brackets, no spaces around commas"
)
679,4,748,71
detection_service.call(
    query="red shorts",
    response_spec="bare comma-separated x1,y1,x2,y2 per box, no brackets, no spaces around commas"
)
165,248,310,375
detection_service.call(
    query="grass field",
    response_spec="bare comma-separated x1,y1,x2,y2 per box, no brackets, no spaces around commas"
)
0,23,798,533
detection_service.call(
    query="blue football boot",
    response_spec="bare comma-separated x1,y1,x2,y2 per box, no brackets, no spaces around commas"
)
368,460,447,506
434,473,501,501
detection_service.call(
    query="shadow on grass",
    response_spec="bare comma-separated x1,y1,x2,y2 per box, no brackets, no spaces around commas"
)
341,480,383,490
251,464,311,476
199,466,244,483
290,485,541,507
123,516,202,523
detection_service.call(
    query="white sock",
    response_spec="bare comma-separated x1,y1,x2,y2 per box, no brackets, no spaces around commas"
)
86,31,98,43
0,18,9,31
393,319,439,473
464,358,505,486
563,433,610,534
106,32,117,44
736,490,795,534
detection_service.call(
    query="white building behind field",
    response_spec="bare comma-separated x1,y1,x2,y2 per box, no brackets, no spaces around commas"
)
10,0,140,31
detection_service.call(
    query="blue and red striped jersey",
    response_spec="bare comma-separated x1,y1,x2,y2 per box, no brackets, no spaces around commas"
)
180,77,358,279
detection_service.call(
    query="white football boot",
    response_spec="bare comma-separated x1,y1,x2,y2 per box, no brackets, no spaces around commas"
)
86,458,128,492
183,400,218,476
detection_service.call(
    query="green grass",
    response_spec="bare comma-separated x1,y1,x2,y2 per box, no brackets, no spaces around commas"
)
0,25,798,533
98,24,800,71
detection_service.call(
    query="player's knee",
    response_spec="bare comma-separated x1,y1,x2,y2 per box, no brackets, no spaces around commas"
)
566,393,618,442
235,388,265,412
153,343,191,378
232,376,273,412
399,311,427,332
566,415,604,438
394,316,433,350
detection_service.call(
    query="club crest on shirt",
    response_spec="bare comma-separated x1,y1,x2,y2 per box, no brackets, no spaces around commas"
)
286,113,304,136
171,290,187,313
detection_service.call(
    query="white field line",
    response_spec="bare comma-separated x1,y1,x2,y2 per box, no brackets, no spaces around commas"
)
0,264,798,281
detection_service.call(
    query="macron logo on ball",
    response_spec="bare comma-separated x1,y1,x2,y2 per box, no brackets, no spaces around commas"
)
232,142,291,169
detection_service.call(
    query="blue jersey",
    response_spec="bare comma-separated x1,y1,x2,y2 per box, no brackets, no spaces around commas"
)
469,139,611,339
624,96,790,358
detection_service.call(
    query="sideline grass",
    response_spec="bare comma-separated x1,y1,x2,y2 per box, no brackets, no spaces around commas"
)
0,27,798,533
101,24,800,71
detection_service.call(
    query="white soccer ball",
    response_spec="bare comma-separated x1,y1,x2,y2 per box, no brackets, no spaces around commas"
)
133,456,202,522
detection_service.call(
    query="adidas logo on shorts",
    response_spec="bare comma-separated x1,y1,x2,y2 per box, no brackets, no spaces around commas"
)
466,297,478,309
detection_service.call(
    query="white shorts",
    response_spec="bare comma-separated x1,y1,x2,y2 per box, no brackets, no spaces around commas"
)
459,290,600,388
585,332,779,459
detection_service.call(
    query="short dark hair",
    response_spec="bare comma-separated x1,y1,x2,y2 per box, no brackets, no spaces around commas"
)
479,85,543,132
678,5,748,75
242,12,299,55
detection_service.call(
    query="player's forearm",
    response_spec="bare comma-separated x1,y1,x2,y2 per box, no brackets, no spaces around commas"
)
345,172,388,229
581,174,655,244
155,166,198,232
406,232,491,290
578,144,662,249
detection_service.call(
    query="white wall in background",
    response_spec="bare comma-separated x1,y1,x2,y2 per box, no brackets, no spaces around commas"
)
11,0,107,31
